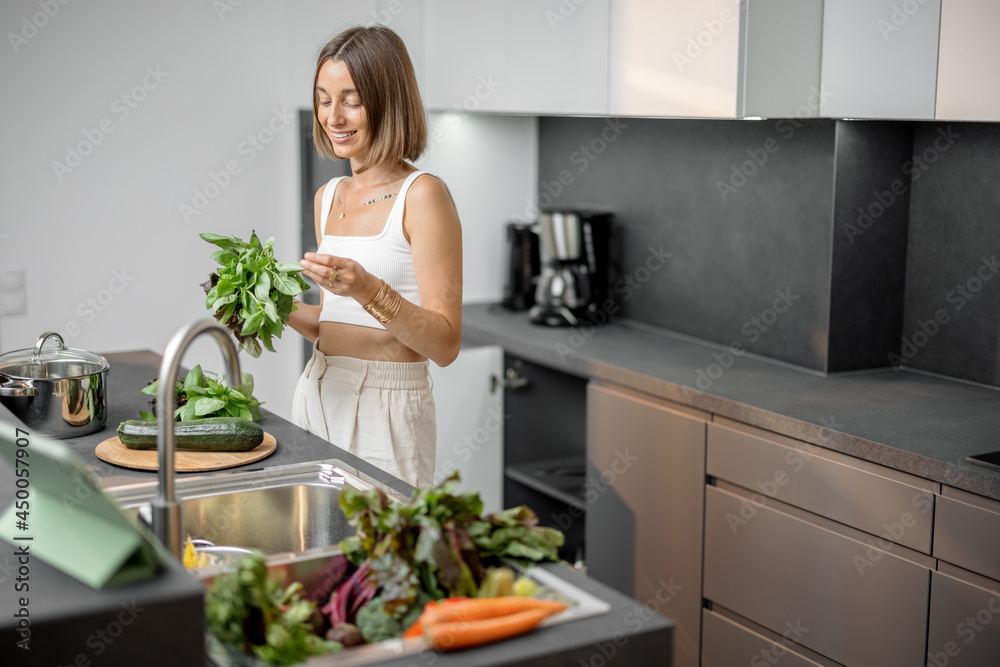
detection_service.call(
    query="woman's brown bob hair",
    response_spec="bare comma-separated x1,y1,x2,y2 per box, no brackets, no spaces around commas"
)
312,26,426,172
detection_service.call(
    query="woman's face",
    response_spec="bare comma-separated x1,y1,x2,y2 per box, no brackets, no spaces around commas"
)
315,59,367,161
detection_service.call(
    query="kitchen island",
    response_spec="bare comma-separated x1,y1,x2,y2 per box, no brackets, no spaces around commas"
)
0,350,672,667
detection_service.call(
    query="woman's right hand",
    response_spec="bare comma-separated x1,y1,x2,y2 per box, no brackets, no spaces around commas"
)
300,252,380,305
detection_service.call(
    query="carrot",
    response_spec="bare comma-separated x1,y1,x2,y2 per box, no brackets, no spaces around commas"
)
402,597,469,639
425,608,552,651
423,596,567,626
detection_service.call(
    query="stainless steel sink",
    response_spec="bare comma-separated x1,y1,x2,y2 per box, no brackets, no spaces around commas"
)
107,459,406,559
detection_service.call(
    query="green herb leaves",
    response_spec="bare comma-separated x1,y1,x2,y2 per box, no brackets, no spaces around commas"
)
140,364,264,422
205,551,341,665
201,231,309,358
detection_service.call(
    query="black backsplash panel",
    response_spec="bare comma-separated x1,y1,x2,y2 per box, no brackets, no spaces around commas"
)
902,122,1000,386
538,116,838,371
537,116,1000,386
828,121,914,372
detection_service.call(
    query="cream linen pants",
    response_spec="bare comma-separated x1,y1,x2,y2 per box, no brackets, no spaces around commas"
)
291,342,436,488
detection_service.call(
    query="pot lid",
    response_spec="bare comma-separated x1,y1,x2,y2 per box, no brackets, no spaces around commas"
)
0,332,109,379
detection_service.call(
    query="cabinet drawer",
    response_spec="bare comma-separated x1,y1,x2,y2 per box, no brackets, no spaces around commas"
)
707,420,936,553
928,568,1000,667
701,609,830,667
704,484,931,667
934,487,1000,581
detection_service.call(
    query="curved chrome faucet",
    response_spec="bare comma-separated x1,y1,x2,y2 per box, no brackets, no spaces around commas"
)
152,319,241,559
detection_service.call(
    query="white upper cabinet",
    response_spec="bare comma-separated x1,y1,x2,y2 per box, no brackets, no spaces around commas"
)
820,0,941,120
739,0,825,118
422,0,610,115
420,0,990,122
935,0,1000,122
609,0,741,117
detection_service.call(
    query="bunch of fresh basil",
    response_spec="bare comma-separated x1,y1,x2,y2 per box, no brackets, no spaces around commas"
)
140,364,264,422
201,231,309,358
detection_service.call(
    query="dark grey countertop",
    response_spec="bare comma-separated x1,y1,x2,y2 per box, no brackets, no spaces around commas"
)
462,302,1000,502
0,349,672,666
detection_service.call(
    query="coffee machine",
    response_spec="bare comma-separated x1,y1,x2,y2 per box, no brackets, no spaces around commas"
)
529,210,613,327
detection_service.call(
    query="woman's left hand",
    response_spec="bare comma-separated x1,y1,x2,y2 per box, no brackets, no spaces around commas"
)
300,252,379,303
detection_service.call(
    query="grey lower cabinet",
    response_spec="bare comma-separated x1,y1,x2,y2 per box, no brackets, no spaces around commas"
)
934,486,1000,583
703,484,932,667
701,608,832,667
585,382,709,667
927,567,1000,666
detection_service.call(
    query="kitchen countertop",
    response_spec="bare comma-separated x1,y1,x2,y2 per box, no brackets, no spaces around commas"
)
462,302,1000,502
0,349,672,666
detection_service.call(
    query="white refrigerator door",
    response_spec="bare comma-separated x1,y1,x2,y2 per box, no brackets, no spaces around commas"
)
429,344,504,513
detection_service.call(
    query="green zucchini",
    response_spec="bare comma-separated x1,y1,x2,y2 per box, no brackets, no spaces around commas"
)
117,417,264,452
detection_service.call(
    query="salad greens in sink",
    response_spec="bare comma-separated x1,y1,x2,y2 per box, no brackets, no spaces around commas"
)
339,471,564,618
203,472,566,664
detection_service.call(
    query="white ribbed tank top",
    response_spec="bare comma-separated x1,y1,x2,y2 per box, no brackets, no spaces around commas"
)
317,171,425,330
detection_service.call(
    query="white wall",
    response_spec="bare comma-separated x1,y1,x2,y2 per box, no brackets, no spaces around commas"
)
0,1,535,420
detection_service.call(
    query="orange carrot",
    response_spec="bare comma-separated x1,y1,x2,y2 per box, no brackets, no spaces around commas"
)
425,608,552,651
424,596,567,626
403,597,469,639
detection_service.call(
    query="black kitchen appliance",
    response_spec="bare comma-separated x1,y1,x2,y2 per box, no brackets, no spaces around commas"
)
500,222,541,311
529,210,613,327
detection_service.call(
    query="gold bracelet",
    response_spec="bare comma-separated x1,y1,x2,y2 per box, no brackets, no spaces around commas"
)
363,279,403,324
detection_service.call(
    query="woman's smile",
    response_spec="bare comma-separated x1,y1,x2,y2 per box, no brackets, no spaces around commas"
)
329,129,357,144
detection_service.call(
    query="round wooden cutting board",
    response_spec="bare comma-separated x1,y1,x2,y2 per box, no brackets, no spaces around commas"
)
95,432,276,472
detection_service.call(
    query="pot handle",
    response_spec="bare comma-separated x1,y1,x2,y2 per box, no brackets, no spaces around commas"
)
33,331,67,359
0,377,36,397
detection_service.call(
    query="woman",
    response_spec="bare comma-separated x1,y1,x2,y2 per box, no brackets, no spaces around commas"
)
289,25,462,489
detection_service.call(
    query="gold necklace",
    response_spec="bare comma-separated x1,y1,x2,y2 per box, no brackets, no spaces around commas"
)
338,174,394,219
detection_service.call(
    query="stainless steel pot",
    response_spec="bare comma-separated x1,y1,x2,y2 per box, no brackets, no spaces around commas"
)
0,332,109,438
